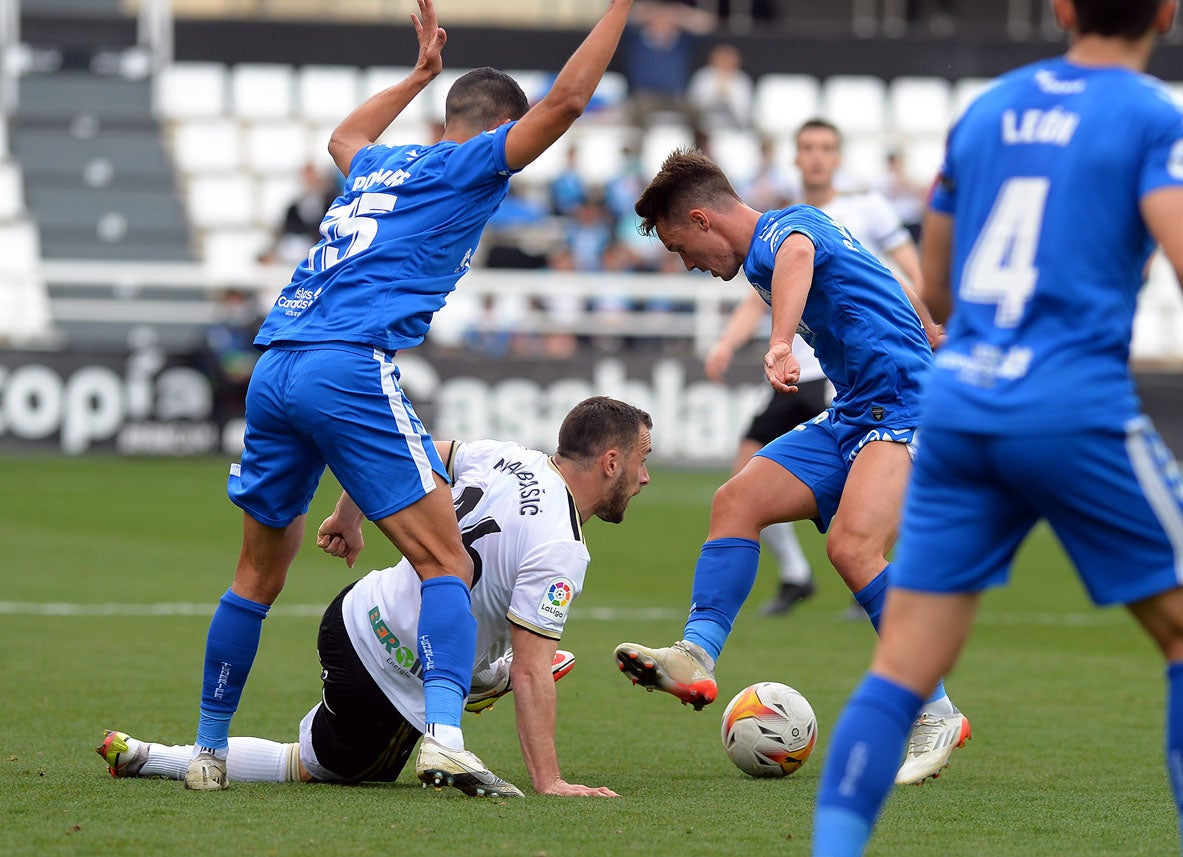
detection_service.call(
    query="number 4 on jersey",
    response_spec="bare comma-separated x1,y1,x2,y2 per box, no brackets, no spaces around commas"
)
961,177,1049,328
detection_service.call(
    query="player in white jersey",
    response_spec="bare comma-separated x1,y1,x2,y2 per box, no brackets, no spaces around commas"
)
813,2,1183,853
98,397,651,798
706,118,925,617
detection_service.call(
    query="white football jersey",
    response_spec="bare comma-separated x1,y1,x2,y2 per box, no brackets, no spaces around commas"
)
341,440,590,732
821,191,912,264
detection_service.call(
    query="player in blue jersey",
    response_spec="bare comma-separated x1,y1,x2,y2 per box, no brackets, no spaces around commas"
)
184,0,637,795
611,148,969,785
812,1,1183,853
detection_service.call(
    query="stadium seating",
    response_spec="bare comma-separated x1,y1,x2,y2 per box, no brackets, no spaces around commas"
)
14,58,1170,359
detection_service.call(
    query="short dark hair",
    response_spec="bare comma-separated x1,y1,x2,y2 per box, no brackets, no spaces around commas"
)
445,68,529,130
796,117,842,146
556,397,652,463
633,148,742,237
1072,0,1166,38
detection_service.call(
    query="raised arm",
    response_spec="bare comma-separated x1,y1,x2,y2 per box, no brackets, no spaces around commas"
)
504,0,633,171
327,0,447,175
764,233,815,395
704,290,769,382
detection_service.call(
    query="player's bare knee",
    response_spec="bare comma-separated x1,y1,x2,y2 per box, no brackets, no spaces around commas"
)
825,530,876,580
413,548,474,586
709,480,759,537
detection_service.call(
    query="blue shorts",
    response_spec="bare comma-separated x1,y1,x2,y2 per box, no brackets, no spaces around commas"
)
228,344,448,528
754,408,917,532
891,416,1183,606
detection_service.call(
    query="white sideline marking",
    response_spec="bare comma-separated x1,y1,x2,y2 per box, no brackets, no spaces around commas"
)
0,602,1124,626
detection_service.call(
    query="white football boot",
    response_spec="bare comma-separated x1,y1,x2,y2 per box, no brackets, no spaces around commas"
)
415,737,524,798
894,712,972,785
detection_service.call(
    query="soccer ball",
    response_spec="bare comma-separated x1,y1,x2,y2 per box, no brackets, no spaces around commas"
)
720,681,817,778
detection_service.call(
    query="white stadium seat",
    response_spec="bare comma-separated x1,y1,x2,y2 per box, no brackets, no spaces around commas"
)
201,227,273,273
641,124,695,178
952,77,997,121
837,137,888,189
171,119,242,174
822,75,887,136
243,121,315,175
753,73,821,136
154,62,228,120
901,136,946,188
573,124,633,184
593,71,629,111
707,129,762,186
255,174,306,230
888,76,953,137
505,69,548,105
0,161,25,219
514,136,571,187
186,174,256,229
362,67,431,126
230,63,295,121
297,65,362,124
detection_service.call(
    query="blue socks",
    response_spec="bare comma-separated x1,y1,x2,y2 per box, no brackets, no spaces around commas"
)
1167,661,1183,846
419,576,477,729
682,537,761,662
196,588,270,750
813,674,924,857
855,565,948,707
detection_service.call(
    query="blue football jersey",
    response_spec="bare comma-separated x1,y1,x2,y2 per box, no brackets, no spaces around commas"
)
927,57,1183,433
256,123,519,352
743,205,932,427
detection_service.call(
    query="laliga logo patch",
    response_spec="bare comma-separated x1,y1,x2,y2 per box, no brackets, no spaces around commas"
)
539,579,574,621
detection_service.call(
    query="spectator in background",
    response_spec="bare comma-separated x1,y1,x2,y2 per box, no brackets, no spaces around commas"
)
740,136,797,211
550,148,589,216
553,194,615,273
198,288,265,424
877,149,929,243
794,119,923,289
268,163,338,267
906,0,955,35
623,0,716,129
686,43,754,131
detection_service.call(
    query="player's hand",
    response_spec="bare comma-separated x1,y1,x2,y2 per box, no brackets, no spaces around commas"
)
764,339,800,395
536,778,620,797
926,322,947,352
703,340,733,383
411,0,446,77
317,515,364,569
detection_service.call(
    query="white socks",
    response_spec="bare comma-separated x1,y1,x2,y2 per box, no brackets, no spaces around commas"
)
140,739,301,782
760,522,812,585
424,723,464,751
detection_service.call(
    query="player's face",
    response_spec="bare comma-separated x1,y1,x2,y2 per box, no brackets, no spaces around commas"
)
795,127,841,191
656,217,743,281
598,427,652,524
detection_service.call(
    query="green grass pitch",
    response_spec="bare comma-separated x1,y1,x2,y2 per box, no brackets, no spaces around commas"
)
0,456,1176,855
